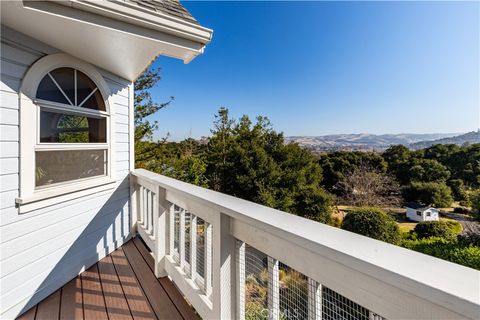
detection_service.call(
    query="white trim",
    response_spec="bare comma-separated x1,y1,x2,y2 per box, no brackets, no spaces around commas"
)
15,179,116,213
19,53,115,206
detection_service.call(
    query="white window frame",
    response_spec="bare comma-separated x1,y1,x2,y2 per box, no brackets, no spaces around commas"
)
17,54,116,212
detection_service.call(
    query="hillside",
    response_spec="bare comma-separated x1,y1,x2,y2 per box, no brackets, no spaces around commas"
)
409,131,480,149
285,133,460,151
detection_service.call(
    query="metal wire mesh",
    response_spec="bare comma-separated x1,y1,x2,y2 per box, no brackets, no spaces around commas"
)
172,205,180,263
243,243,386,320
196,217,206,282
245,244,269,320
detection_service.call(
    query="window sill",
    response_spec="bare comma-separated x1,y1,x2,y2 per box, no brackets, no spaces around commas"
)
16,177,117,213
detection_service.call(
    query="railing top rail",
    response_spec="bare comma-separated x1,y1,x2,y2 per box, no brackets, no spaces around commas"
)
132,169,479,318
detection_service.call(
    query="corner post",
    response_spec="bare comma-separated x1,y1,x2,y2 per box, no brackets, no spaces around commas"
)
154,186,169,277
129,173,138,234
212,213,236,319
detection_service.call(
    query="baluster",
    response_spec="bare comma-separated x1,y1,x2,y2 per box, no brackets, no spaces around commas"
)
145,189,150,232
308,278,322,320
138,186,144,225
180,209,186,270
154,186,168,277
204,221,212,297
150,190,155,235
268,257,280,320
190,215,197,281
236,241,246,320
169,205,175,256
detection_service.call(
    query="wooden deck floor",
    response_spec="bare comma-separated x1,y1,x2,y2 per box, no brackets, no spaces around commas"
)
17,238,198,320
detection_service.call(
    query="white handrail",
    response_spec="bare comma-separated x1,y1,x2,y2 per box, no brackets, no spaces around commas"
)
131,169,480,320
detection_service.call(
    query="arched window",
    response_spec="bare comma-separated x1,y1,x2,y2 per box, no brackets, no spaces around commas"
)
34,67,109,187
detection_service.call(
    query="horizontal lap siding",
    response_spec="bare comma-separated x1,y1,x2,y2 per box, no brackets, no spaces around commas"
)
0,26,133,319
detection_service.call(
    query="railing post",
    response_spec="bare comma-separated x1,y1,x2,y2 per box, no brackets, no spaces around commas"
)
204,221,212,297
268,257,280,320
308,278,322,320
236,240,246,320
154,186,169,277
212,213,236,319
190,215,197,281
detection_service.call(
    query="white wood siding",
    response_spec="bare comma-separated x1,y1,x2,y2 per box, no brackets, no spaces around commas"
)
0,26,133,319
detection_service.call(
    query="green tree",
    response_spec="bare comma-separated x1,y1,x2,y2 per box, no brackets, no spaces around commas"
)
341,208,401,244
134,68,173,168
403,182,454,208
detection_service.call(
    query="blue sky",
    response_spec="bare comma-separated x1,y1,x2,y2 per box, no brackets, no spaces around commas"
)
150,1,479,141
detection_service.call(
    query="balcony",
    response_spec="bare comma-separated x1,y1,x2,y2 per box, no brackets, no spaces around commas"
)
21,169,479,319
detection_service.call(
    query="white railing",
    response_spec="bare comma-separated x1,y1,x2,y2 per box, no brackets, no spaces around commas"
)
131,169,479,320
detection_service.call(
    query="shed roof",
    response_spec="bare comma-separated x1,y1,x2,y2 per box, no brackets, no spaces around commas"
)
404,202,437,211
124,0,198,24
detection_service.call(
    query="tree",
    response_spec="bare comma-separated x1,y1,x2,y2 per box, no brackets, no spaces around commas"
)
402,182,454,208
134,68,173,168
341,208,401,244
205,108,334,223
336,163,401,207
470,190,480,221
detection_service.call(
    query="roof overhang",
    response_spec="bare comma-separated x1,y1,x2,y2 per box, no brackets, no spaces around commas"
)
1,0,213,81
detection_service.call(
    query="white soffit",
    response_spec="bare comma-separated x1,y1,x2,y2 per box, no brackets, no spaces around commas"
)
1,1,213,81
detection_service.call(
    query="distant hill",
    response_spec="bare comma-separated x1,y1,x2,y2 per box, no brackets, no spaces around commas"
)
285,133,462,152
409,131,480,150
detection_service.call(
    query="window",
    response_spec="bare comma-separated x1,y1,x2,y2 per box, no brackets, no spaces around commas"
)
416,211,421,216
426,212,431,217
18,54,116,210
35,67,109,188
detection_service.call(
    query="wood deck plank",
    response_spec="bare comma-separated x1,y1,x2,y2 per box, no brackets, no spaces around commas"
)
132,237,199,320
122,241,183,320
35,290,60,320
81,264,108,320
97,255,134,320
60,277,84,320
110,248,157,320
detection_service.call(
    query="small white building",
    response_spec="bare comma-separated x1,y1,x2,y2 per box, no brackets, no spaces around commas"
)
405,203,440,222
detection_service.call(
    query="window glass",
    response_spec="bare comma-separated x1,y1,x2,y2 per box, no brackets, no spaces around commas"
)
36,75,70,104
77,70,105,111
36,150,107,187
40,110,106,143
50,67,75,104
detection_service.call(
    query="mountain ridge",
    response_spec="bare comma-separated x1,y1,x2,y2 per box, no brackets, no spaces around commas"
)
285,132,473,151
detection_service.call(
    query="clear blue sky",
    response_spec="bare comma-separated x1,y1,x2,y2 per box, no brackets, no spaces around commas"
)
149,1,479,141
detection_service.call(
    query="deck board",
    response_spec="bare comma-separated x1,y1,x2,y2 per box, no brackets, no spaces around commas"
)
60,278,84,320
16,238,195,320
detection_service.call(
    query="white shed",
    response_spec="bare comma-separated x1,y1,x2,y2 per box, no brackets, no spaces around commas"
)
405,203,440,222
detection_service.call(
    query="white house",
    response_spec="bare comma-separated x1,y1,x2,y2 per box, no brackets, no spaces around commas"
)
405,203,440,222
0,2,478,320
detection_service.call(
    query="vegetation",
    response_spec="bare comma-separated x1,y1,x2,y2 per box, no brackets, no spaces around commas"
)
401,237,480,270
341,208,401,245
134,68,480,270
413,221,461,240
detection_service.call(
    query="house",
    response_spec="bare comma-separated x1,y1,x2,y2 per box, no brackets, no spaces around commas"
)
405,203,440,222
0,1,478,320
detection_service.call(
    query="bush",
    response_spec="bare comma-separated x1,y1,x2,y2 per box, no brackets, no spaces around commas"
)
401,237,480,270
413,221,459,240
470,190,480,221
402,182,453,208
458,233,480,247
341,208,401,244
443,220,463,234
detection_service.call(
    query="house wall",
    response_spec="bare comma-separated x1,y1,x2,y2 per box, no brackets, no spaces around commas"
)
406,208,423,222
0,26,133,318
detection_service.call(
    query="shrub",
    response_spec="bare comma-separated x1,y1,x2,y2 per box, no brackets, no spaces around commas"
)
458,233,480,247
413,221,458,240
470,190,480,221
401,237,480,270
442,220,463,234
341,208,401,244
402,182,453,208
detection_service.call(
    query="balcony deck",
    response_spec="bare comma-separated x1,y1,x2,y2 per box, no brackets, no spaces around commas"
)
17,238,198,320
